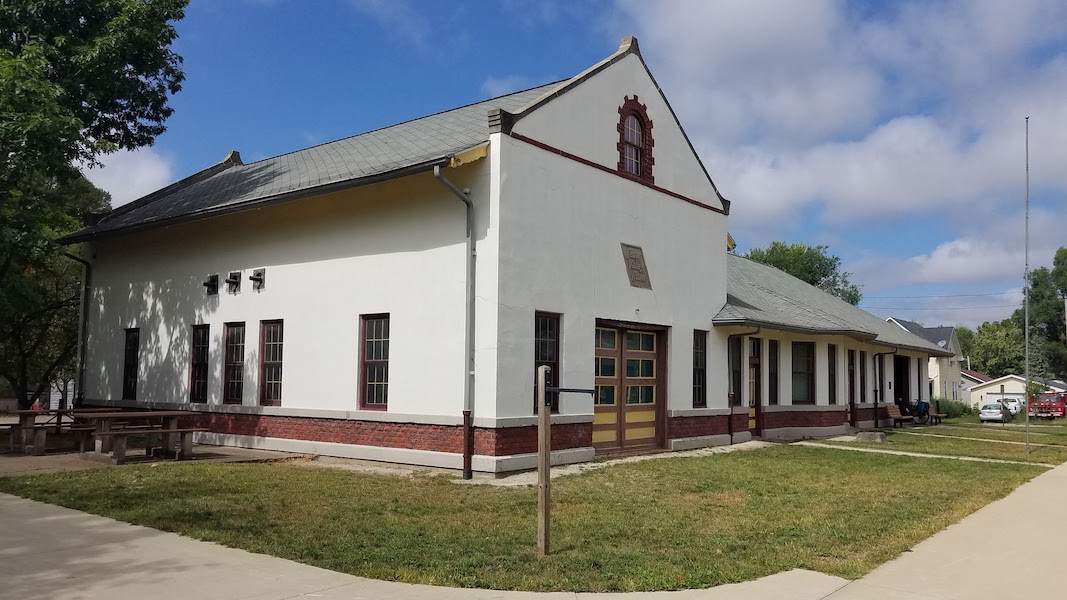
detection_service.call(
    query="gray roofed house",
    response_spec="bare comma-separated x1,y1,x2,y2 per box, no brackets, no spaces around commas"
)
716,255,953,357
63,81,563,243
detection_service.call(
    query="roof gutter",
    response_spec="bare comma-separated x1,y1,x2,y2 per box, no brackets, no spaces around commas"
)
59,158,451,245
433,164,477,481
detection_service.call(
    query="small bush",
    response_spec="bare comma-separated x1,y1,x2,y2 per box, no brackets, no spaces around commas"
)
932,397,974,418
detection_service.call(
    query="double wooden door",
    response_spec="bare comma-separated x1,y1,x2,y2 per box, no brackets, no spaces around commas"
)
593,325,664,452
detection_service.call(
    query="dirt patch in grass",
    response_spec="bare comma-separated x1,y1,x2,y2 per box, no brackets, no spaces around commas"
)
0,445,1042,592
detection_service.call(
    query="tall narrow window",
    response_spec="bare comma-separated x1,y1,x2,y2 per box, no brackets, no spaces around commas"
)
361,314,390,409
848,349,856,405
728,336,742,406
693,330,707,408
223,323,245,405
768,340,780,405
190,325,210,403
827,344,838,405
917,357,923,400
859,350,868,403
122,328,139,400
534,312,561,413
792,342,815,404
616,96,654,183
623,115,644,176
260,320,283,406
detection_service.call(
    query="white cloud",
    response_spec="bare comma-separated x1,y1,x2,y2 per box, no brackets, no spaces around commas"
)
348,0,432,51
480,75,534,98
81,148,176,208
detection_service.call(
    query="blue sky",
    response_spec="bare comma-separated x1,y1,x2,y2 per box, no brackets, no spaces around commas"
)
83,0,1067,329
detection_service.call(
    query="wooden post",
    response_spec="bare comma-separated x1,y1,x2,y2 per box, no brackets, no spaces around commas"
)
537,364,551,557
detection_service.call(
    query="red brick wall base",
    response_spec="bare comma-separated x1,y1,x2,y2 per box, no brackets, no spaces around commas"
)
191,413,591,456
762,409,847,429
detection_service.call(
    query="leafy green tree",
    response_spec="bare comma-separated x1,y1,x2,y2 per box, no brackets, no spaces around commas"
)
0,0,187,210
955,325,975,366
1012,247,1067,380
744,241,862,304
970,319,1025,379
0,175,110,409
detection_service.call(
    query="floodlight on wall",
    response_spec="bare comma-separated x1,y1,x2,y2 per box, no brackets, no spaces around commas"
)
225,271,242,294
203,274,219,295
249,268,266,291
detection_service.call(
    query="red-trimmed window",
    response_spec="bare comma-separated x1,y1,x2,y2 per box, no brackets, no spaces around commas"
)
223,322,245,405
534,311,561,413
260,320,283,406
361,314,390,409
190,325,210,403
693,330,707,408
617,96,654,183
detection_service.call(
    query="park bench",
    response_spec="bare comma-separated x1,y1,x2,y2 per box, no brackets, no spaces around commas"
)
885,404,911,428
92,428,210,465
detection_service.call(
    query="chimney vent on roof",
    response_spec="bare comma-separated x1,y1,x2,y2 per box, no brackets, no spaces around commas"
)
224,150,243,165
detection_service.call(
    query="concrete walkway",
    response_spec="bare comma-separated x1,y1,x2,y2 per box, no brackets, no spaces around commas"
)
4,462,1067,599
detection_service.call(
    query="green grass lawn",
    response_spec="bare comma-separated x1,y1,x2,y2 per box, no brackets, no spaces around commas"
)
825,429,1067,464
931,424,1067,446
0,445,1043,592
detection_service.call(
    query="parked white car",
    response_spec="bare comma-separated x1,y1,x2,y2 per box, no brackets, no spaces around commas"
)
979,402,1012,423
1003,398,1022,415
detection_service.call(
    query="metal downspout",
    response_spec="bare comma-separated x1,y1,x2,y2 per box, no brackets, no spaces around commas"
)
63,252,91,409
433,165,476,480
727,326,761,443
873,348,898,428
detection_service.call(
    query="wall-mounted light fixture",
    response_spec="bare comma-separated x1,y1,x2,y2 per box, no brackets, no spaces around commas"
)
203,274,219,296
225,271,242,294
249,268,265,291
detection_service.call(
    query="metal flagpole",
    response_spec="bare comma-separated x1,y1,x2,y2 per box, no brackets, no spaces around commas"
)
1025,116,1031,456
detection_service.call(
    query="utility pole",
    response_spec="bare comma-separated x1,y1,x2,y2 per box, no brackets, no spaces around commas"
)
1024,116,1031,456
537,365,551,557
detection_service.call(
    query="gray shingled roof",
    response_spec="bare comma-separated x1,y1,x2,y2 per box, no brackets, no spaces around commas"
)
890,318,956,349
64,82,563,242
716,255,953,356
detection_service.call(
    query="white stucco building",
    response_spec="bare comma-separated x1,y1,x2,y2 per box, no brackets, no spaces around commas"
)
63,37,949,473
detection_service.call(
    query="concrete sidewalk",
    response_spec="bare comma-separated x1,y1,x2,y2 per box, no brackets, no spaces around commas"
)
3,462,1066,600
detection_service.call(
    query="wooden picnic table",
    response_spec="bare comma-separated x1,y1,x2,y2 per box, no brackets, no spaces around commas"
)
7,408,114,454
71,410,202,464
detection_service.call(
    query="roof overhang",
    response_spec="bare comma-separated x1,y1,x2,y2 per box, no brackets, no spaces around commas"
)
60,157,454,245
713,318,878,342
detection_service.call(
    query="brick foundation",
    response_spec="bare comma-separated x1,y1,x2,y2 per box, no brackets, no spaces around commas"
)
762,409,847,430
667,415,730,438
190,412,591,456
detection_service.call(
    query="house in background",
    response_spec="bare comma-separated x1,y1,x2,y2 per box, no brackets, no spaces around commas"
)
969,375,1067,409
960,368,992,406
888,318,963,402
61,37,949,473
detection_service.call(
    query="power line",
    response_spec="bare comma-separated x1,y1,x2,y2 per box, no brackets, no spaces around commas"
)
863,292,1020,299
861,304,1019,310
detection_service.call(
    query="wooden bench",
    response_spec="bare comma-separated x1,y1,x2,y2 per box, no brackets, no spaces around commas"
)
93,428,210,464
885,404,911,428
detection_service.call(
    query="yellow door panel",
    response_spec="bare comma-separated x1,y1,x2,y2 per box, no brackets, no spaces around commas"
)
626,426,656,440
593,429,618,444
593,412,617,425
625,409,656,423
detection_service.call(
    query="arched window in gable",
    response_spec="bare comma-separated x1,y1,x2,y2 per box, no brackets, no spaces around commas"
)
617,96,654,184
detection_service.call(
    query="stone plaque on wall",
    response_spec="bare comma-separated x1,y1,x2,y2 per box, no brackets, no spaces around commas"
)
620,243,652,289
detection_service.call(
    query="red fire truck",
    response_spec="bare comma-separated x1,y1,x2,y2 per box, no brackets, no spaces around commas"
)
1028,392,1067,419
